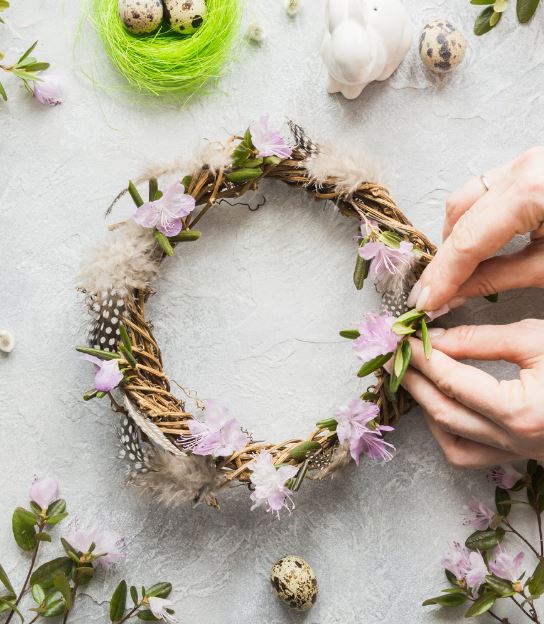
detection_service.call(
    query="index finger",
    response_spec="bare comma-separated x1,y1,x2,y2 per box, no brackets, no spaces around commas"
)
411,180,541,311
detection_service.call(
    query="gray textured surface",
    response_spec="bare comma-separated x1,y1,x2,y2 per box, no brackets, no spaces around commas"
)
1,1,544,622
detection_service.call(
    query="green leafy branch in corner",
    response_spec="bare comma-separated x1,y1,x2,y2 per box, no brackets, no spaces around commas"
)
423,460,544,622
472,0,541,36
1,476,177,623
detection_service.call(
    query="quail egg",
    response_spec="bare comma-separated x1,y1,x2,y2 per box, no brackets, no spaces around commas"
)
270,555,318,612
419,20,466,73
0,330,15,353
164,0,207,34
118,0,164,34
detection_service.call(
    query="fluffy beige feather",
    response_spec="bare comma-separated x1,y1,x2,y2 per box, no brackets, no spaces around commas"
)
80,221,158,295
305,142,383,196
129,451,222,507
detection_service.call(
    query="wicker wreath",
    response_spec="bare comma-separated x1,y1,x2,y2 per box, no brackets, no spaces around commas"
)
78,120,437,512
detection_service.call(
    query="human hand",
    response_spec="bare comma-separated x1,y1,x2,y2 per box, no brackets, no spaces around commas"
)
407,147,544,313
400,321,544,469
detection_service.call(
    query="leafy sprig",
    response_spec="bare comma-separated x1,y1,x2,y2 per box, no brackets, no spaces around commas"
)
0,39,50,102
471,0,541,35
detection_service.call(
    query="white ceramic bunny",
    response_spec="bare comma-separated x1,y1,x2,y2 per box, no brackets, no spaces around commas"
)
321,0,412,100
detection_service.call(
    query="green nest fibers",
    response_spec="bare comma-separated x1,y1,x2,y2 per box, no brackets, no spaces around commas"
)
90,0,242,97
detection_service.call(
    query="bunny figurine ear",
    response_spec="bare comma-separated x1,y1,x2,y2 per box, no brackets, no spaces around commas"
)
321,0,412,100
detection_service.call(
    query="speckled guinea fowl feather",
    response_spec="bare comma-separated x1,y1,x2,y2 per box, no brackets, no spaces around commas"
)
288,120,319,158
88,288,127,353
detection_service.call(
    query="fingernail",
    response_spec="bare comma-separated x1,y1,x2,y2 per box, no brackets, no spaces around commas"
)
416,286,431,311
407,280,422,308
449,296,467,309
426,304,449,321
427,328,446,338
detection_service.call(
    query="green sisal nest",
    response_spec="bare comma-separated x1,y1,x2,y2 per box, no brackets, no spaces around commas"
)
89,0,242,97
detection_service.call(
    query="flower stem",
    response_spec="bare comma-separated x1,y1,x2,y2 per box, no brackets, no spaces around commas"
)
5,522,45,624
510,596,538,622
117,605,140,623
28,614,41,624
537,511,543,557
504,520,541,558
488,609,509,623
62,582,79,624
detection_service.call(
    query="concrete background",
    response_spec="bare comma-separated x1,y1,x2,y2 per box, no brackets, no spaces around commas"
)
1,0,544,622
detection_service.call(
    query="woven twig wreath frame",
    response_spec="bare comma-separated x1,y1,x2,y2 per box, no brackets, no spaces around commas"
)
79,121,437,509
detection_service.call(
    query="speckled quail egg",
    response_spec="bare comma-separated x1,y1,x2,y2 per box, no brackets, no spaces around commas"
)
118,0,164,35
164,0,207,35
419,20,466,74
0,330,15,353
270,556,318,611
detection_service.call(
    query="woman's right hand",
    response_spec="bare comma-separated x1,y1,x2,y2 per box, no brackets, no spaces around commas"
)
407,146,544,313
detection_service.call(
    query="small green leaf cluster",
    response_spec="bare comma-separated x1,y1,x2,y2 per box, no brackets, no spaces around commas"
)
472,0,541,35
424,459,544,621
109,580,174,622
227,128,281,184
0,38,50,102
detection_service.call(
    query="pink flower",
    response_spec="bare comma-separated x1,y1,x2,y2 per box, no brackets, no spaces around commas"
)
249,451,297,516
359,241,415,280
353,312,401,362
133,182,196,237
489,548,524,583
441,542,488,595
33,74,63,106
181,400,249,458
67,525,123,568
81,355,123,392
360,219,378,238
488,464,523,490
462,498,495,531
249,114,293,159
29,476,59,510
335,399,395,465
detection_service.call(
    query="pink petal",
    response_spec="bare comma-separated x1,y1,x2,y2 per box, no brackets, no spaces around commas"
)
133,202,159,229
156,219,183,237
29,477,59,509
94,359,123,392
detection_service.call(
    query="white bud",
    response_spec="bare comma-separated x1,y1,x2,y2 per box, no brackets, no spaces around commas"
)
0,330,15,353
285,0,301,16
247,21,266,43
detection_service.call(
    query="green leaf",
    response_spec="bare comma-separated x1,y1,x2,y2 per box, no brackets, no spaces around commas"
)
464,593,496,617
12,507,37,551
289,441,321,462
119,324,132,354
231,142,252,167
36,532,52,542
0,81,7,102
494,0,508,11
527,559,544,597
154,230,174,257
53,572,72,610
316,418,337,431
393,346,404,377
46,499,66,517
225,168,263,184
391,323,416,336
130,585,139,606
181,175,192,189
0,565,14,596
471,0,495,4
18,61,49,72
138,610,160,621
244,158,264,168
422,593,467,607
394,308,425,326
46,512,68,526
445,569,458,586
145,582,172,599
42,591,65,618
263,156,281,166
110,580,127,622
339,329,360,340
379,230,402,248
465,528,505,551
76,346,120,360
0,0,10,11
517,0,541,21
474,6,500,34
357,352,392,378
485,293,499,302
169,230,201,243
528,459,538,475
388,340,412,394
495,487,511,517
489,10,501,25
485,574,514,597
30,558,74,590
119,344,137,369
75,566,94,585
353,253,370,290
17,40,37,65
128,181,144,207
32,584,46,605
148,178,158,201
421,318,432,359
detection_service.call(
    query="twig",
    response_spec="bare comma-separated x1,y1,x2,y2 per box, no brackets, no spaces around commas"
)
5,522,45,624
511,596,538,622
62,582,79,624
117,605,140,623
504,520,541,558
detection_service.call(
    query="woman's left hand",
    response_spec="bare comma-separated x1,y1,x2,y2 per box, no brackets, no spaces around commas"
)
400,320,544,469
